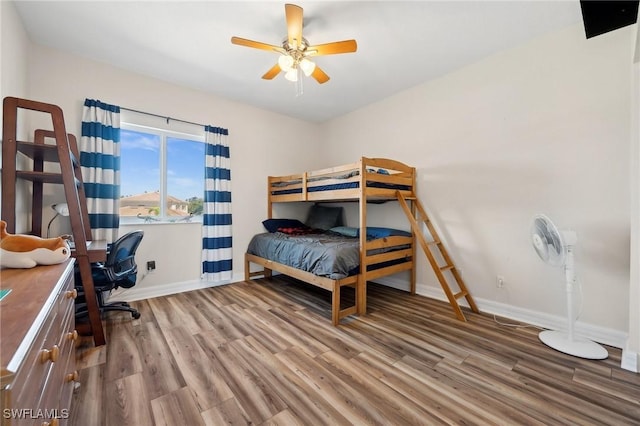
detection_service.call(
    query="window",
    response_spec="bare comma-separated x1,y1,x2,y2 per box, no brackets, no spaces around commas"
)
119,123,205,224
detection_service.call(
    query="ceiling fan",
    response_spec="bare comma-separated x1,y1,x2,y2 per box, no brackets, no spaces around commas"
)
231,3,357,87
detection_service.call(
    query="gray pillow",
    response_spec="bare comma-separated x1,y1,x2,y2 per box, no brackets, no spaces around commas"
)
306,204,343,230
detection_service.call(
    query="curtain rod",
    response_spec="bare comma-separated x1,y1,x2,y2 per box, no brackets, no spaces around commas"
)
120,106,205,128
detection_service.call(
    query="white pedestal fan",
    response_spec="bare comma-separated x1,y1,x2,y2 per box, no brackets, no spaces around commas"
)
531,214,608,360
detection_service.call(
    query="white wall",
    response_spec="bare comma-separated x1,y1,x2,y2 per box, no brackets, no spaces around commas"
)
22,44,322,295
1,0,31,231
0,0,29,117
1,1,3,109
324,23,634,340
628,14,640,371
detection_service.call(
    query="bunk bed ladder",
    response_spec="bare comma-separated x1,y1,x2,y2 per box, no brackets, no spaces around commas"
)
396,191,479,321
1,96,106,345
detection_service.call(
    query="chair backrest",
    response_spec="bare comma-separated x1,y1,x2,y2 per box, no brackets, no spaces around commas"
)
103,230,144,286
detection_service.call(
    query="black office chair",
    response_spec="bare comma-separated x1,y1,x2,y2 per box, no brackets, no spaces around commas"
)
75,230,144,320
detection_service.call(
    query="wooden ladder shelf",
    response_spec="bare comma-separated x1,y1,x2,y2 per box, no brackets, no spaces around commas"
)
396,191,479,321
1,96,106,346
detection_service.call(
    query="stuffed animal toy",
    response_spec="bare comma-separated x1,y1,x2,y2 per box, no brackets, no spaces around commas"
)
0,220,71,269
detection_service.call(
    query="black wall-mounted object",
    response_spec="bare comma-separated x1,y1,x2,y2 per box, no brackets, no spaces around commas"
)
580,0,639,39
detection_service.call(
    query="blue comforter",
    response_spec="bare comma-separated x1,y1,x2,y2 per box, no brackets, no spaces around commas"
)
247,232,360,279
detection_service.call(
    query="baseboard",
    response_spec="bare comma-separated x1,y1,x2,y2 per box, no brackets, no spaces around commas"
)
374,276,629,350
621,349,639,373
108,272,245,302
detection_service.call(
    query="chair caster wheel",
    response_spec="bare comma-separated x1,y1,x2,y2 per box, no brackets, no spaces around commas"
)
132,312,141,319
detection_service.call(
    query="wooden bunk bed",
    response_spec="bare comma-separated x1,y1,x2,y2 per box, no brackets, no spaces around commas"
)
245,157,478,325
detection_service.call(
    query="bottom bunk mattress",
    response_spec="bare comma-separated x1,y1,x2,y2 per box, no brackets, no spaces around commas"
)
247,229,412,280
247,232,360,280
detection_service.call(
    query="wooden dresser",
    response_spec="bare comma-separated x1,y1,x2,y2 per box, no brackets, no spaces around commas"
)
1,260,79,426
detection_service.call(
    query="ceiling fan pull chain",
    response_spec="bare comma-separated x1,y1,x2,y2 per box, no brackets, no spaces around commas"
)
295,68,304,97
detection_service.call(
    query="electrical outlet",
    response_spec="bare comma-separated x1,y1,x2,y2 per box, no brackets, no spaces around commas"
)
496,275,505,288
147,260,156,271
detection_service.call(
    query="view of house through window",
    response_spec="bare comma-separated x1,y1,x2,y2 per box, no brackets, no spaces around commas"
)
120,124,205,223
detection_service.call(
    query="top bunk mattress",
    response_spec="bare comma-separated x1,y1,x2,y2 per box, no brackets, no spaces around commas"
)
270,168,411,196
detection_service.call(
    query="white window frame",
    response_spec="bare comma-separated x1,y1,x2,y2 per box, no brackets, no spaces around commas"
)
119,122,205,225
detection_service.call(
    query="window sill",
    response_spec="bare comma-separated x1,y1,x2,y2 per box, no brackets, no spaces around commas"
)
119,219,203,226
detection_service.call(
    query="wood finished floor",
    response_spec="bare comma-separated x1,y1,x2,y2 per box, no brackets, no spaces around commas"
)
70,277,640,425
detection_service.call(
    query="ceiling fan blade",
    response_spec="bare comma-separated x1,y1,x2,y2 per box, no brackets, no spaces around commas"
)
262,63,282,80
231,36,283,53
307,40,358,56
311,66,330,84
285,3,303,48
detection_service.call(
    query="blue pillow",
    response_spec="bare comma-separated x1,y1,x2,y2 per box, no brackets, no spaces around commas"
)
329,226,411,239
366,227,412,239
329,226,359,237
262,218,306,233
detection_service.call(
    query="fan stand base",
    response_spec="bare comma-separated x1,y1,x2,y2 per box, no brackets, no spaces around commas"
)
539,330,608,360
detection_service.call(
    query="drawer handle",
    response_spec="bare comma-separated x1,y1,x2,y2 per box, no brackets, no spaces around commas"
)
66,329,79,342
65,289,78,299
65,370,79,383
40,345,59,363
42,419,59,426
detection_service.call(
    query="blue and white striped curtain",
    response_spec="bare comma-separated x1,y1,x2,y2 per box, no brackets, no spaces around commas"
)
202,125,232,282
80,99,121,243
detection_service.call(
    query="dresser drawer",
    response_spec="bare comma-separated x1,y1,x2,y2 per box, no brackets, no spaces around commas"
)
58,315,78,418
31,272,78,426
1,260,77,426
55,285,77,331
10,270,76,410
9,307,58,414
39,302,78,426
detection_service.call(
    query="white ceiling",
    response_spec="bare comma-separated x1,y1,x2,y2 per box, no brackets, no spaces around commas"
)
14,1,584,123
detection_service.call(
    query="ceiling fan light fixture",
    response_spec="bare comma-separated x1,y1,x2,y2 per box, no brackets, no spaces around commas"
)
231,4,357,88
284,68,298,82
278,54,294,72
299,58,316,77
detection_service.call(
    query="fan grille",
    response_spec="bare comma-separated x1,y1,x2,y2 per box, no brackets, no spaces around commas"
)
531,214,565,267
